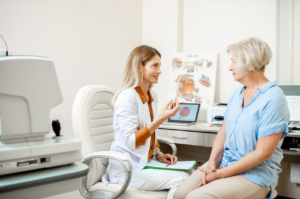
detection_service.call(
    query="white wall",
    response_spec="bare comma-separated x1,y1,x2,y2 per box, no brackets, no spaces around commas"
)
143,0,180,112
294,1,300,85
143,0,278,113
183,0,277,103
279,0,300,85
0,0,143,137
279,0,294,85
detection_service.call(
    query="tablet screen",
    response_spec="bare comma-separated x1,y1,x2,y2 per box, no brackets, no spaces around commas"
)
169,103,200,122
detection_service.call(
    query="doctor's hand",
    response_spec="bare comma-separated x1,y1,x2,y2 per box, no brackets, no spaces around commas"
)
158,99,180,121
157,154,178,165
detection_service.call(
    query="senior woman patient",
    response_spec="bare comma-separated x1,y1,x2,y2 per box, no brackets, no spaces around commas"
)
174,38,289,199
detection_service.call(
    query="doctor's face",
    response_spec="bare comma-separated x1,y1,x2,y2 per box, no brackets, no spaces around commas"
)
229,55,245,81
143,54,162,84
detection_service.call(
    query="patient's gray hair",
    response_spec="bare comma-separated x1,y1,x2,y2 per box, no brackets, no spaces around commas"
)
227,37,272,76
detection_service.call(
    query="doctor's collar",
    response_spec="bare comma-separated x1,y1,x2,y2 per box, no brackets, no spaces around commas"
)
135,86,154,104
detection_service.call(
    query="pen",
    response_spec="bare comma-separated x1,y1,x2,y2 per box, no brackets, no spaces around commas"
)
172,91,177,103
166,162,171,167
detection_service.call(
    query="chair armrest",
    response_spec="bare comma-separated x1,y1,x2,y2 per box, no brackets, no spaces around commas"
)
157,136,177,156
82,151,130,170
80,151,132,199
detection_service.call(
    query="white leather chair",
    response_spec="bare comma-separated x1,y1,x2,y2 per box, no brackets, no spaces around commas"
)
72,85,177,199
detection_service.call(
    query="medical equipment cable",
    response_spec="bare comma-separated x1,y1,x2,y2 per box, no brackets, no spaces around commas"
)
0,34,8,56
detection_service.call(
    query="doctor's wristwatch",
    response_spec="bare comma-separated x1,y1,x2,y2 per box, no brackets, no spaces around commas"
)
156,152,164,158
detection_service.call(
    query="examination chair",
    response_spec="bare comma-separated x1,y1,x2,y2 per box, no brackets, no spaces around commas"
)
72,85,177,199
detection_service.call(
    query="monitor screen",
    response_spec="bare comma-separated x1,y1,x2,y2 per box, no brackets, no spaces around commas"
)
169,103,200,123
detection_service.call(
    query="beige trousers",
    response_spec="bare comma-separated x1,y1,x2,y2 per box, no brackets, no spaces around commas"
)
138,169,189,199
173,161,270,199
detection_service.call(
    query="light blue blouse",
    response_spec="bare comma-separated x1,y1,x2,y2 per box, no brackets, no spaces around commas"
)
220,81,290,199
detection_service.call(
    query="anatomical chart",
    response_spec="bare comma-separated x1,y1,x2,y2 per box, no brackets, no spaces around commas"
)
168,53,217,120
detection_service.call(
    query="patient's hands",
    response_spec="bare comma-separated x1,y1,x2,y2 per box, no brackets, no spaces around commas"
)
194,163,220,189
198,167,220,184
157,154,178,165
158,99,180,121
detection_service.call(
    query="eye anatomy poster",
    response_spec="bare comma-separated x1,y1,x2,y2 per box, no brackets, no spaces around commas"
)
169,53,217,120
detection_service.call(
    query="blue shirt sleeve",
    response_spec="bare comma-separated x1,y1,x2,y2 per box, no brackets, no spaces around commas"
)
257,91,290,140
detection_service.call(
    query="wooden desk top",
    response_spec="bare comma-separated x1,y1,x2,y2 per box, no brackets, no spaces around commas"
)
159,122,300,157
159,121,220,133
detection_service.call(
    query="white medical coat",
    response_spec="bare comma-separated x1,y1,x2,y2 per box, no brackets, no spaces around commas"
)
103,88,159,189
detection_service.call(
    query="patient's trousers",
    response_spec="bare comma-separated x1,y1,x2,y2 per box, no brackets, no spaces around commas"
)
173,161,270,199
138,169,189,199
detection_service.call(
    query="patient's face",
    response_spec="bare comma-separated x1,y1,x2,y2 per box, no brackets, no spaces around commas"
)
143,55,161,84
229,55,244,81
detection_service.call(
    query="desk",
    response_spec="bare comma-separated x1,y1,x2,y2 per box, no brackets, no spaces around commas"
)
158,122,219,147
158,122,300,163
157,122,218,164
0,162,89,199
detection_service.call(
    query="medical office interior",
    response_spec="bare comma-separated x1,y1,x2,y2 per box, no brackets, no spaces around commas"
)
0,0,300,198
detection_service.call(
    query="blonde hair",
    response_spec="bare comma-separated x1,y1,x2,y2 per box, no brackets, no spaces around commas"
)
226,37,272,76
112,45,161,105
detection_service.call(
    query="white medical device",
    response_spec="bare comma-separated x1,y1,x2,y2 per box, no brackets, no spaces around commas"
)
278,85,300,184
206,103,227,124
278,85,300,132
0,56,81,176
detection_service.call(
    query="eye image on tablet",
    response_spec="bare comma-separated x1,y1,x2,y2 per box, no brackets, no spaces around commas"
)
179,107,190,119
170,104,200,122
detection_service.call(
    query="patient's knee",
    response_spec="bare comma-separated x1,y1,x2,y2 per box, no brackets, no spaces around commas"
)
173,188,188,199
186,191,217,199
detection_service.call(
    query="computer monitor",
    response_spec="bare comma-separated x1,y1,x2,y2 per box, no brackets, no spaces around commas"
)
168,103,201,123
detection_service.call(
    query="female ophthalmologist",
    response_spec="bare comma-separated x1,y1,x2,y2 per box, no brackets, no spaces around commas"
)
102,45,189,199
174,38,290,199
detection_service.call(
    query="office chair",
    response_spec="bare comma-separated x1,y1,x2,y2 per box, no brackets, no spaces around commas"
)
72,85,177,199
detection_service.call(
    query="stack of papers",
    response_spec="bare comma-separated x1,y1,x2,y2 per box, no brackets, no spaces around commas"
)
144,160,196,171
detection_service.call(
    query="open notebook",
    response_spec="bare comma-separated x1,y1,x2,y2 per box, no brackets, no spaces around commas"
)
144,160,196,171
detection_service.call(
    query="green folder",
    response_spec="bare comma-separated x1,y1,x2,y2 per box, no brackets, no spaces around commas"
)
144,160,196,171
